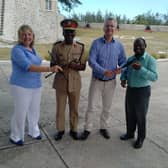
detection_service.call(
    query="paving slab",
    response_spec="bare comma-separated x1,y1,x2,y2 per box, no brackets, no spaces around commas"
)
43,124,168,168
0,141,66,168
0,60,168,168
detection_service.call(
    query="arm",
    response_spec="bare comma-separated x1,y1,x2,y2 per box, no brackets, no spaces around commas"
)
69,63,86,71
131,56,158,82
120,56,129,88
120,67,128,88
50,45,59,67
11,46,62,73
88,41,105,75
28,64,62,72
118,43,127,68
105,43,127,77
69,42,86,71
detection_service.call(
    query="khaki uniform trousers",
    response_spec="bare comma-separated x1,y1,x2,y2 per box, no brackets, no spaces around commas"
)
55,88,80,132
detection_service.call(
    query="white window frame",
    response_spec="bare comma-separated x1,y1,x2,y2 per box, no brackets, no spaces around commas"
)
45,0,52,11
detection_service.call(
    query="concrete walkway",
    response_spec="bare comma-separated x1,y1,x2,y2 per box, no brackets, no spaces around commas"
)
0,61,168,168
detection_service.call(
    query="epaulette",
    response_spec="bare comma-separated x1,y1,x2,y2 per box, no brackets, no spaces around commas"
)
76,41,84,61
76,41,84,47
53,41,62,46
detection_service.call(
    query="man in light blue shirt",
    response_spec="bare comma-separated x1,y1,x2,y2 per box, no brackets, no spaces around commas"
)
120,38,158,149
80,18,126,140
89,35,126,81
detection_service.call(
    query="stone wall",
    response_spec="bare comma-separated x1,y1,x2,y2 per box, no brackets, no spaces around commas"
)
0,0,64,43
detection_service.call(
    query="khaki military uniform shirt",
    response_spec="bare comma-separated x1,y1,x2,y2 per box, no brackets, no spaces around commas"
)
51,41,86,92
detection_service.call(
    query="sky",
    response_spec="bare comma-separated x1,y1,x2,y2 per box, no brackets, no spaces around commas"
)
60,0,168,19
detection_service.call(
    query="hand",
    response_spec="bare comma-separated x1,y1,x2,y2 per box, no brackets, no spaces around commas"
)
68,62,78,69
104,68,121,77
69,63,86,71
104,70,114,77
131,62,141,70
121,80,127,88
50,65,63,72
114,68,121,74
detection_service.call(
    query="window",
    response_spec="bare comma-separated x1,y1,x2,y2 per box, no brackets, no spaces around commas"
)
45,0,52,10
0,0,5,35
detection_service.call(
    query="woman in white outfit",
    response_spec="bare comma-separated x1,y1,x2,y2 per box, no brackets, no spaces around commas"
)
9,25,62,146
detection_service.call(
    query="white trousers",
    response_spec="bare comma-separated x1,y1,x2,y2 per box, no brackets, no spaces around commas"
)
10,85,42,141
84,77,116,131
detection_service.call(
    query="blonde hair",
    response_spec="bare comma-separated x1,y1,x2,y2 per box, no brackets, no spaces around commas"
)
18,25,35,47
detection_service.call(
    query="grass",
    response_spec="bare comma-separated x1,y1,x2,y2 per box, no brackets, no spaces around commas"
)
76,28,168,60
0,28,168,60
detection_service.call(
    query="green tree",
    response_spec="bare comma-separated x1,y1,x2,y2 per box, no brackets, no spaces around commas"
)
85,11,95,23
71,13,80,21
163,12,168,25
96,10,103,22
58,0,82,12
133,11,163,25
69,9,167,25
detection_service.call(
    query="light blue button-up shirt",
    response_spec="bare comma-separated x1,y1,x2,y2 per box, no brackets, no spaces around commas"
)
120,52,158,87
10,44,42,88
89,37,126,80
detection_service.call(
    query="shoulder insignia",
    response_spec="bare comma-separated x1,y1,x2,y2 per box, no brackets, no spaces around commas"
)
53,41,62,46
76,41,84,47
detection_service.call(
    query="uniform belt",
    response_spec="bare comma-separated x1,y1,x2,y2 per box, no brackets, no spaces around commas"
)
94,77,113,82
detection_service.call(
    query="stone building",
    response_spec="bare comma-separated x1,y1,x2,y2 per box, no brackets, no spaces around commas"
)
0,0,63,43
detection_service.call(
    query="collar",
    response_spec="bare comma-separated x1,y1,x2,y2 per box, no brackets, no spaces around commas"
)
102,36,115,43
133,52,147,60
61,41,77,47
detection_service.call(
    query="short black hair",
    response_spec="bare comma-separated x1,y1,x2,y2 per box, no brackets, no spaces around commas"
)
134,37,147,48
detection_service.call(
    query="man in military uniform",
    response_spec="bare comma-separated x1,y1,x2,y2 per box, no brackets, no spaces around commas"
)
50,19,86,140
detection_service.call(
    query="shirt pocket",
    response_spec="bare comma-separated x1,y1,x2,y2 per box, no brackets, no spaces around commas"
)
71,52,81,62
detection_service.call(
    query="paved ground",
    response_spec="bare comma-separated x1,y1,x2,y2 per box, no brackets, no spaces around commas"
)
0,60,168,168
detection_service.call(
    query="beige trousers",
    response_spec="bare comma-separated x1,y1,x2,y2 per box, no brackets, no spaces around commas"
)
84,77,116,131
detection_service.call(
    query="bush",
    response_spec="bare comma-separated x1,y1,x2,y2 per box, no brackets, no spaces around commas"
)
44,54,51,61
151,53,168,59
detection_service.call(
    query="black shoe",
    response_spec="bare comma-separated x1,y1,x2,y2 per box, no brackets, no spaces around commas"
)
80,130,90,140
28,134,42,140
120,134,134,140
133,139,144,149
35,134,42,140
99,129,110,139
69,130,79,140
54,131,64,141
9,138,24,146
